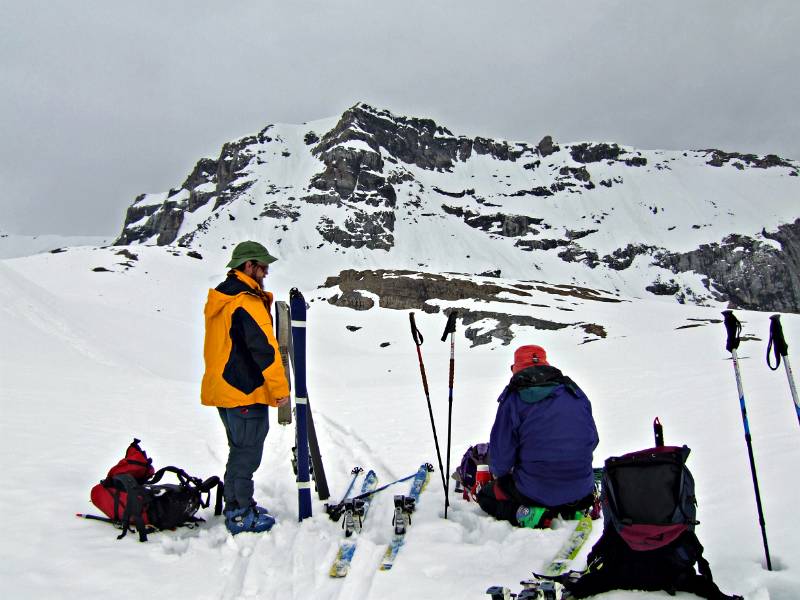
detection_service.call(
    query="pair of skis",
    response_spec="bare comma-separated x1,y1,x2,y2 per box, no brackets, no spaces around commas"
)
486,515,594,600
275,290,330,521
328,463,432,578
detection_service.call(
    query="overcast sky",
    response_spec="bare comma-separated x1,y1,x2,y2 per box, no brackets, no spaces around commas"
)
1,0,798,236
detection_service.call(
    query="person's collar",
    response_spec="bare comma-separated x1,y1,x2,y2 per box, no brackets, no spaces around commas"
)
229,269,262,291
509,365,564,388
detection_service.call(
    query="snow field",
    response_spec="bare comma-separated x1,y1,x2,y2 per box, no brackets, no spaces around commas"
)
1,246,799,599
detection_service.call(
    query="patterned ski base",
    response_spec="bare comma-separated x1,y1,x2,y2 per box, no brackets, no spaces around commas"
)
329,470,378,578
542,515,593,577
378,464,431,571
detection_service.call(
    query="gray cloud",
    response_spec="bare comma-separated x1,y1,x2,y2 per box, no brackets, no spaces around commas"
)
1,0,798,235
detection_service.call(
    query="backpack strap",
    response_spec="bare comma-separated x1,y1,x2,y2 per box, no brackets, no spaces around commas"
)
676,533,743,600
198,476,224,516
149,466,196,486
112,474,150,542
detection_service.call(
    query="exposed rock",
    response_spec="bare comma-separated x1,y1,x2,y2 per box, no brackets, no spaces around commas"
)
462,309,571,347
646,278,682,296
655,219,800,312
442,206,543,237
566,229,598,241
261,202,301,221
559,166,591,182
570,142,623,164
536,136,560,157
312,104,521,172
601,244,657,270
115,249,139,261
433,187,474,198
515,238,570,252
507,186,553,197
317,211,396,250
327,290,375,311
704,149,794,169
558,244,601,268
323,269,519,310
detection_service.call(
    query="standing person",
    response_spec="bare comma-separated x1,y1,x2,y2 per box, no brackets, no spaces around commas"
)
201,241,290,535
478,345,599,528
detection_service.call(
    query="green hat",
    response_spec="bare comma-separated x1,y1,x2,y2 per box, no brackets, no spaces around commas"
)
226,241,278,269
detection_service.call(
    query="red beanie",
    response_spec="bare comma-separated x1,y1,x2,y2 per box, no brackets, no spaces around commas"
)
512,345,549,373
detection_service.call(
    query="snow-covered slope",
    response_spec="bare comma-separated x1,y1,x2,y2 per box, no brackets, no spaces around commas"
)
0,231,110,258
1,245,799,599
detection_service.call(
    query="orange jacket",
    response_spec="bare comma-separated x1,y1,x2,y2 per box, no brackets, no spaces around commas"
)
201,270,289,408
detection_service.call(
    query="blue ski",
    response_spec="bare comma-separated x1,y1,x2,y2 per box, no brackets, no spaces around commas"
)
329,469,378,578
378,463,433,571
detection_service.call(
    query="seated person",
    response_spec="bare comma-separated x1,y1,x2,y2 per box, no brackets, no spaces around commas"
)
478,344,599,528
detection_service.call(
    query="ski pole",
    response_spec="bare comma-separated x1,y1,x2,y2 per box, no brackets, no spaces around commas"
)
341,466,363,503
324,467,363,520
722,310,772,571
410,312,448,512
76,513,153,534
76,513,117,525
767,314,800,428
440,310,458,519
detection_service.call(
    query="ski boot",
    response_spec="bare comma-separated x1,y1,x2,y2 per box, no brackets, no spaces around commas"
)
516,505,548,529
519,579,558,600
225,505,276,535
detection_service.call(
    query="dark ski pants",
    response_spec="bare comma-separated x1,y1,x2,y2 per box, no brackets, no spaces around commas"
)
218,404,270,511
477,474,593,527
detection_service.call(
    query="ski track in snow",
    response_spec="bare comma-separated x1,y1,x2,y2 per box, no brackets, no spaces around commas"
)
208,412,400,600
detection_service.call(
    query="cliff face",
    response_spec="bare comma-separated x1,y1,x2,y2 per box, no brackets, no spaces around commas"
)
113,102,800,315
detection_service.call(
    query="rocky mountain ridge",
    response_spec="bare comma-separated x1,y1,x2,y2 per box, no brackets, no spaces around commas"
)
113,103,800,320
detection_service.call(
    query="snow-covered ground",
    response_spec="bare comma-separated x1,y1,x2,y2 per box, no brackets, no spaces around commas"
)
0,232,111,258
1,244,799,599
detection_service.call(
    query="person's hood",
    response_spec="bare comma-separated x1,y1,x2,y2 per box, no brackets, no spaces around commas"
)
204,270,264,319
508,365,579,404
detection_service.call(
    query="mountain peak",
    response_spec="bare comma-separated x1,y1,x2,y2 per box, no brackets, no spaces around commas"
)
112,105,800,314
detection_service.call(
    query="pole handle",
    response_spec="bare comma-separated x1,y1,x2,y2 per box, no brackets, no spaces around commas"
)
441,310,458,342
653,417,664,447
410,312,423,346
767,314,788,371
722,310,742,353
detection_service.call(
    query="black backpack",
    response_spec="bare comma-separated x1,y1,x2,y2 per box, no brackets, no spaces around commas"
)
563,445,742,600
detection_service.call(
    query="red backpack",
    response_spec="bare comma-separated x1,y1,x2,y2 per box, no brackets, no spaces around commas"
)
88,439,223,541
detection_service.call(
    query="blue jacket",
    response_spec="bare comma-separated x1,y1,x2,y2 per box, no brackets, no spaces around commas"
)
489,365,599,506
